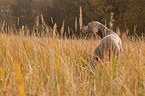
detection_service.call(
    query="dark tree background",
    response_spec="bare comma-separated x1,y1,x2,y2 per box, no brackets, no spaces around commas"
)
0,0,145,36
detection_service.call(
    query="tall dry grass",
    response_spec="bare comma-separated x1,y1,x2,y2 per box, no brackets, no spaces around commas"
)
0,27,145,96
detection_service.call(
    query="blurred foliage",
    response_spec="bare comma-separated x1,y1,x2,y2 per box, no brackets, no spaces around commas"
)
0,0,145,36
10,0,35,29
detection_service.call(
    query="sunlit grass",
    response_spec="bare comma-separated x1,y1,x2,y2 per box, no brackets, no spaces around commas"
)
0,32,144,96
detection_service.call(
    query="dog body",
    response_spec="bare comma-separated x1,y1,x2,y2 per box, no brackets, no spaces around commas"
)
81,21,122,68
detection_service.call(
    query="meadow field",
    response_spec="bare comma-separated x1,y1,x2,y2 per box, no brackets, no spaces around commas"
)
0,22,145,96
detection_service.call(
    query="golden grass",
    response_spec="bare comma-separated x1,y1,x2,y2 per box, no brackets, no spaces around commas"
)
0,31,144,96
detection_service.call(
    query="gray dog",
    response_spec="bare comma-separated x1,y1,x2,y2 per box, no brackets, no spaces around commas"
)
81,21,122,68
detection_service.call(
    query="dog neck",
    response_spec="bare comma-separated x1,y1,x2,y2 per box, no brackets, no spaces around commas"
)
98,23,115,38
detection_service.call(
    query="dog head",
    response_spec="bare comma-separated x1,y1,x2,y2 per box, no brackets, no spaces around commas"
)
81,21,100,34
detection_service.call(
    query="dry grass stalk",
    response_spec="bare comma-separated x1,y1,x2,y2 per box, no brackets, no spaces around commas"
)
20,25,25,36
33,16,39,36
51,17,54,24
25,26,30,36
60,20,65,38
32,27,36,36
15,59,26,96
7,26,10,34
71,28,75,39
35,16,39,27
41,14,45,26
68,26,71,39
75,17,77,32
64,31,67,39
109,12,114,30
79,6,82,30
41,14,46,37
53,23,57,38
126,28,129,36
1,20,5,33
46,26,51,37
